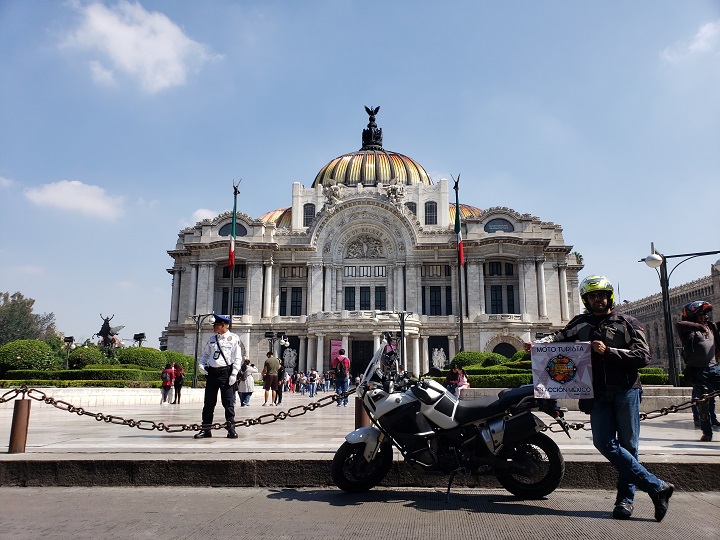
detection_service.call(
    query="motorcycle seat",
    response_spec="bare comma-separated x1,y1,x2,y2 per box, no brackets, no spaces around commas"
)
454,385,534,424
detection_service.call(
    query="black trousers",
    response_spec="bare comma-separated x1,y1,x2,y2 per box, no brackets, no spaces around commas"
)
201,366,235,431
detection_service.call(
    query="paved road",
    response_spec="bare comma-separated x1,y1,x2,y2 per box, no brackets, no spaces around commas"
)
0,486,718,540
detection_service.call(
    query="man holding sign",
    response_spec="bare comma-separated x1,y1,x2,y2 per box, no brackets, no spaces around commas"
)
526,275,673,522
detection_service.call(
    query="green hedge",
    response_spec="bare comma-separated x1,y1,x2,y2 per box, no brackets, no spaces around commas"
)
452,351,509,368
6,369,160,381
0,379,206,389
116,347,166,369
0,340,58,376
68,347,109,369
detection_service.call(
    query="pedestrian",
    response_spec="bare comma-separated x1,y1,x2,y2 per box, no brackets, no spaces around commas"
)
444,365,460,394
676,300,720,442
275,361,286,406
307,368,318,397
194,314,244,439
171,361,185,404
332,349,351,406
160,363,174,405
262,351,280,406
526,275,674,521
454,367,470,398
236,359,258,407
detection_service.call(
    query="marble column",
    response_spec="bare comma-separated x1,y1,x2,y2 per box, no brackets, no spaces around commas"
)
537,259,547,318
448,335,457,364
478,259,486,315
247,262,263,321
303,336,312,373
558,264,569,321
170,268,181,323
262,260,273,318
315,333,325,373
421,335,429,374
517,259,527,316
412,335,421,377
188,263,198,316
324,265,332,312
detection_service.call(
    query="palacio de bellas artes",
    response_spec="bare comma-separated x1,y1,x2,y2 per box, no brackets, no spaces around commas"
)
161,107,584,377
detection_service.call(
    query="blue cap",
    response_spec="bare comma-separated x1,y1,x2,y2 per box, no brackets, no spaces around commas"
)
213,314,231,324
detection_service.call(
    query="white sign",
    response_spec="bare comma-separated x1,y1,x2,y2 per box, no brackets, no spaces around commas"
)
531,342,593,399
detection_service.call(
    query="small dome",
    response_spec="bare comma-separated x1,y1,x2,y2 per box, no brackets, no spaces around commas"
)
258,207,292,229
312,106,433,188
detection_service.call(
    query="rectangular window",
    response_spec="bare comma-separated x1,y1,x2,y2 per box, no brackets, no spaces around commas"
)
489,262,502,276
507,285,515,314
422,265,442,278
359,266,372,277
421,286,426,314
375,287,386,310
446,285,453,315
429,286,442,315
279,287,287,316
445,265,451,277
290,287,302,316
344,287,356,310
233,287,245,315
360,286,371,310
222,266,246,279
221,287,229,314
505,263,514,276
344,266,357,277
374,266,386,277
490,285,503,314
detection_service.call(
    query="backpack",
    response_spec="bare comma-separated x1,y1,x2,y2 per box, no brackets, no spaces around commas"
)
161,370,171,382
335,357,348,379
176,372,185,384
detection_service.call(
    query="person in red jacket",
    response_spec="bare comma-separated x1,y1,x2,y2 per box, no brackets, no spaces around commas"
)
160,363,174,405
331,349,351,406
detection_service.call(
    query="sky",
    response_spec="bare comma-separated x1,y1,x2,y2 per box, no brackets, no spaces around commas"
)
1,1,719,348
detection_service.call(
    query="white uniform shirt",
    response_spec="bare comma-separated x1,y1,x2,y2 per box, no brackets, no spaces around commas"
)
199,331,244,376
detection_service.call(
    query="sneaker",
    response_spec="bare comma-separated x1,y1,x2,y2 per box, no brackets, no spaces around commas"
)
344,403,348,407
262,403,267,406
193,431,212,439
700,433,713,442
227,431,238,439
712,419,720,427
650,482,674,522
337,403,342,407
612,502,633,520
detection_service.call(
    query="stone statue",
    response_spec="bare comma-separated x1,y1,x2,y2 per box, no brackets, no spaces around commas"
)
283,348,298,370
324,184,343,207
432,347,447,370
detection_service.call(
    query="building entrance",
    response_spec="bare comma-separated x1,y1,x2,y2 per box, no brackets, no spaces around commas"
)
351,340,375,379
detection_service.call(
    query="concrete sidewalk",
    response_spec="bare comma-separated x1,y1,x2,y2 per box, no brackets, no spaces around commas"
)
1,387,718,489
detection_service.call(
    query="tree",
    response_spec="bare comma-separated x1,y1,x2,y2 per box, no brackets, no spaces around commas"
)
0,292,57,347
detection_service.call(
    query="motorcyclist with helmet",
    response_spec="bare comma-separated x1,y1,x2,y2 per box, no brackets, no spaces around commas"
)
526,275,674,522
676,300,720,442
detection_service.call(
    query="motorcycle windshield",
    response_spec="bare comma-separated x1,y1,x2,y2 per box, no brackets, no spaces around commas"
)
359,338,398,386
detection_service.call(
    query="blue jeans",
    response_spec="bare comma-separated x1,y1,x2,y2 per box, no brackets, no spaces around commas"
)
308,381,317,397
590,388,664,504
335,378,349,405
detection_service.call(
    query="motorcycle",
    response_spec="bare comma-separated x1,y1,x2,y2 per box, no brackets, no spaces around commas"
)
331,335,570,499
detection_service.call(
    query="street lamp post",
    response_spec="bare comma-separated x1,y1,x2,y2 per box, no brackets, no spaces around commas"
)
641,243,720,387
191,314,216,388
264,331,289,355
62,336,75,370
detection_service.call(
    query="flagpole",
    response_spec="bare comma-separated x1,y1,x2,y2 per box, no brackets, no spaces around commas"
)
228,180,240,330
452,175,465,352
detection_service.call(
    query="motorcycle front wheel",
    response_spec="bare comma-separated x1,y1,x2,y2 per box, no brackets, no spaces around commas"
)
331,441,393,493
495,432,565,499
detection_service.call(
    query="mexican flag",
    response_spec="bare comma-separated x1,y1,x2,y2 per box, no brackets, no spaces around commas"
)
454,187,465,266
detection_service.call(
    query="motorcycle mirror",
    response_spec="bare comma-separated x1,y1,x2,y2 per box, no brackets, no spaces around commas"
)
425,367,443,377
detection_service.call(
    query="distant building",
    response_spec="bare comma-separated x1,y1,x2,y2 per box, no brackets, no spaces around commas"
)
617,263,720,369
162,108,583,376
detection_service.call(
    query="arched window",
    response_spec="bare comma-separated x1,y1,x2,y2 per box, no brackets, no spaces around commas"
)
424,201,437,225
303,204,315,227
219,223,247,237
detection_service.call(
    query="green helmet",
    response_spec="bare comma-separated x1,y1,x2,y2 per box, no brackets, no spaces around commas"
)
579,275,615,310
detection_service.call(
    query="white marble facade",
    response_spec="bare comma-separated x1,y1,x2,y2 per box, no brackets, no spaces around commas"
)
163,113,583,376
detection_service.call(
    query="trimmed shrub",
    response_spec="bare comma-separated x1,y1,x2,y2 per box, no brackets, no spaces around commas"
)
116,347,165,369
0,340,57,376
68,346,107,369
162,350,193,370
452,351,509,368
480,353,508,367
510,350,530,362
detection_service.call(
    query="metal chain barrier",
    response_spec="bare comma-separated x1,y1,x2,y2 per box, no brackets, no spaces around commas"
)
542,389,720,433
0,385,356,434
2,385,719,435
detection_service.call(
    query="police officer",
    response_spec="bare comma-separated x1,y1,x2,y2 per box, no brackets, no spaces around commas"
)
194,314,244,439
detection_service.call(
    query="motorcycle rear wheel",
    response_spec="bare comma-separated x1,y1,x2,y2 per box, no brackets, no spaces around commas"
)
495,432,565,499
331,441,393,493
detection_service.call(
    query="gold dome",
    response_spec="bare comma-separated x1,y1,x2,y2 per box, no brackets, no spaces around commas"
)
312,106,433,188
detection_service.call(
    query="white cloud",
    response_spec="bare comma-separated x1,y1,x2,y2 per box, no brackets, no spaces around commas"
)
192,208,217,223
661,19,720,63
0,176,15,188
24,180,125,220
63,0,221,93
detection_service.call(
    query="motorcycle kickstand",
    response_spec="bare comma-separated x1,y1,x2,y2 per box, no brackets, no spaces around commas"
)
445,472,456,502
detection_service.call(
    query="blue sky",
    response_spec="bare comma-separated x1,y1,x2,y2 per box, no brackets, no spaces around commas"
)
1,1,719,347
